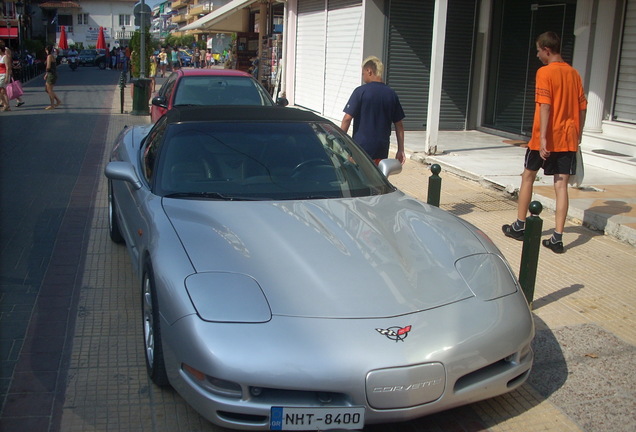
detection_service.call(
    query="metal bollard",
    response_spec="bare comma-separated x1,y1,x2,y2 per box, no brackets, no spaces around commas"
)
427,164,442,207
518,201,543,308
119,72,126,114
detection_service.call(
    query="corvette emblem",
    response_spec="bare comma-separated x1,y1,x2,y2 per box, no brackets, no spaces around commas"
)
376,325,412,342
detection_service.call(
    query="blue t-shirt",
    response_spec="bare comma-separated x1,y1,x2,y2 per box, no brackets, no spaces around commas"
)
343,81,405,159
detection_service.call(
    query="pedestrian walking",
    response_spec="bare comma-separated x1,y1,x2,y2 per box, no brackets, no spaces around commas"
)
44,45,62,110
206,49,212,68
193,48,200,69
170,46,180,71
200,48,207,68
149,52,157,93
340,55,406,164
502,31,587,253
158,47,168,77
0,42,26,110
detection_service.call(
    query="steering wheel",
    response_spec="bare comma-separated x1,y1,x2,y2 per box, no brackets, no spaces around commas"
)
292,159,328,176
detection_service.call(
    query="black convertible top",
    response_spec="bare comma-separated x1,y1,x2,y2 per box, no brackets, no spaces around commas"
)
165,106,327,124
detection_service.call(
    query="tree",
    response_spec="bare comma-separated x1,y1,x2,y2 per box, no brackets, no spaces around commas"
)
130,27,153,78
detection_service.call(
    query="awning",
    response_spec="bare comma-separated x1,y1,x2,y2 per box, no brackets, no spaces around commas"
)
0,27,18,39
180,0,258,32
40,1,81,9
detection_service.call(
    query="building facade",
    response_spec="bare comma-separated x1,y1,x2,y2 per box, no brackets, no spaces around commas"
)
282,0,635,176
39,0,137,48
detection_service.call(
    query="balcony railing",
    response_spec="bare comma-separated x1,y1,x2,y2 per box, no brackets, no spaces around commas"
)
171,0,189,10
188,3,212,16
171,14,188,24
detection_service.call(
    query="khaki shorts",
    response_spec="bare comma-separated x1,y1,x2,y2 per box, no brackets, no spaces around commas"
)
46,72,57,85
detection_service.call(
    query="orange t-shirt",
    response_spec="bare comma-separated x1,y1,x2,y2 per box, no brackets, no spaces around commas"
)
528,62,587,152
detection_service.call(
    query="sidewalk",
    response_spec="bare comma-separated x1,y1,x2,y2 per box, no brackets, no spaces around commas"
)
58,83,635,432
392,131,636,247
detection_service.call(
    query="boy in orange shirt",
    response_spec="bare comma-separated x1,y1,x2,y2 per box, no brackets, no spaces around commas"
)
502,31,587,253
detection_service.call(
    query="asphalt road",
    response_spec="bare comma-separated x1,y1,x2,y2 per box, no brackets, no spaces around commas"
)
0,64,121,430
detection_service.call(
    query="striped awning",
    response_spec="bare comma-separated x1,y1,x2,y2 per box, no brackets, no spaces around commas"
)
0,27,18,38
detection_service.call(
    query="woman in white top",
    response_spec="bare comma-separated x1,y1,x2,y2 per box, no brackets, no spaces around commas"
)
0,40,11,111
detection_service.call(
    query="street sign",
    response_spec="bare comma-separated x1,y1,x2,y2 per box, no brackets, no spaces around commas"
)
133,2,152,27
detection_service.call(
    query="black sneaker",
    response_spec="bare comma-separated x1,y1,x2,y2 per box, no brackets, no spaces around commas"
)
502,224,524,240
16,101,25,107
542,238,564,254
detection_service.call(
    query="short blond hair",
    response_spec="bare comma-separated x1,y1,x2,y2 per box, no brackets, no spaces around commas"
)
362,56,383,79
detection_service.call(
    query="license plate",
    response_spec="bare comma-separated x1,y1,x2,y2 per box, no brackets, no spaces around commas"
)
270,406,365,430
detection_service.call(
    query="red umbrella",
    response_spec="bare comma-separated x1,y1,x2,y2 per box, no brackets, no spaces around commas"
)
96,27,107,50
58,25,69,50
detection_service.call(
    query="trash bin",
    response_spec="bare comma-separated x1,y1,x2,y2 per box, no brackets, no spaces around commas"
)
131,78,152,116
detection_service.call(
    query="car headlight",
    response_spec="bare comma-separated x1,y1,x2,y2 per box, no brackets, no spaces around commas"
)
185,272,272,322
455,254,519,301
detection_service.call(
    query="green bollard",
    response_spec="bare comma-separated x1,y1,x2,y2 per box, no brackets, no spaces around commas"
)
119,72,126,114
518,201,543,308
427,164,442,207
132,78,152,116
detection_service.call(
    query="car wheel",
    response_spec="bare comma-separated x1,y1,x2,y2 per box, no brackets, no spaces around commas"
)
98,61,106,70
108,180,125,244
142,260,169,386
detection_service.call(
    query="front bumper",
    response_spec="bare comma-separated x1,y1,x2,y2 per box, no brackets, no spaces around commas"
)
160,292,534,430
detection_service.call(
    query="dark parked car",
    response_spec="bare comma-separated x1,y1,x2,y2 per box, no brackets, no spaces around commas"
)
178,50,192,67
78,49,108,69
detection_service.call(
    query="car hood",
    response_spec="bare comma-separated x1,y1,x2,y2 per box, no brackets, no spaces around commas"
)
162,192,488,319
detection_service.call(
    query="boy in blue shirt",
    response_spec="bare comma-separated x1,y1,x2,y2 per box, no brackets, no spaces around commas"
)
341,56,406,164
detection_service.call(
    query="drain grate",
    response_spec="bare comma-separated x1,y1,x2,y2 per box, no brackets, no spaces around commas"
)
473,200,518,211
591,149,630,157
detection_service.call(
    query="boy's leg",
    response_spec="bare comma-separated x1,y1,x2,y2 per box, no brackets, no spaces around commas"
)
517,168,538,222
503,168,537,240
553,173,569,234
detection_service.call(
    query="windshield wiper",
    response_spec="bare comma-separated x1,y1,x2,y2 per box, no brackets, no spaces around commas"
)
164,192,230,200
164,192,268,201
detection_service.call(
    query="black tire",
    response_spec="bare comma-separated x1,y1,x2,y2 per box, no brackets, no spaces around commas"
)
142,260,169,386
98,60,106,70
108,180,125,244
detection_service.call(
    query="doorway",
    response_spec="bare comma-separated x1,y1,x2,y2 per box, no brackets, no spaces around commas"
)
483,0,577,136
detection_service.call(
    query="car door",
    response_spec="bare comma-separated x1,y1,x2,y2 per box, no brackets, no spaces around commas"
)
151,72,178,122
117,119,168,268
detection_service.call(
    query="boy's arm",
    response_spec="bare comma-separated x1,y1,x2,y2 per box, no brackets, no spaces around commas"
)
539,103,550,159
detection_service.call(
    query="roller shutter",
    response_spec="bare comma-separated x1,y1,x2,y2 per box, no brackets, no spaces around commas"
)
324,0,363,120
614,0,636,124
386,0,434,131
295,0,326,112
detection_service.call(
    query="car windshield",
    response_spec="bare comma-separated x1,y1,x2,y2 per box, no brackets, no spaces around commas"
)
155,121,394,200
172,76,273,106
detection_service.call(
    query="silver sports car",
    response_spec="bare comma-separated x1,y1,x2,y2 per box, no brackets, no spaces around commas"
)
105,106,534,431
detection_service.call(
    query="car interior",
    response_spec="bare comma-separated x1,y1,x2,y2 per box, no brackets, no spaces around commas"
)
160,128,340,198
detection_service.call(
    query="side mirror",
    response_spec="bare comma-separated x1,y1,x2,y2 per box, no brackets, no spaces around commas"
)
151,95,167,108
378,159,403,178
276,97,289,107
105,161,143,190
